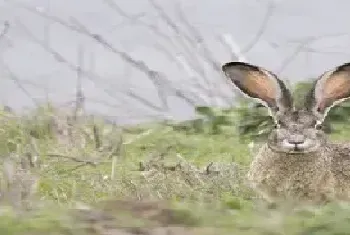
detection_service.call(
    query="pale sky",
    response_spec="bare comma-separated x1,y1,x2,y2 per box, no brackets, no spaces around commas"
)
0,0,350,123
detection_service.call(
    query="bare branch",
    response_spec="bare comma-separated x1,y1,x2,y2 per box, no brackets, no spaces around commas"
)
300,47,350,56
14,1,227,109
47,153,98,166
68,18,200,107
67,163,94,172
73,44,85,121
15,19,167,113
0,58,39,106
273,32,350,75
241,2,275,53
146,0,210,80
174,3,221,72
0,21,10,41
92,124,102,150
147,0,195,45
276,38,311,74
14,20,116,98
219,34,247,62
103,0,212,88
145,0,227,105
70,18,189,108
102,0,184,52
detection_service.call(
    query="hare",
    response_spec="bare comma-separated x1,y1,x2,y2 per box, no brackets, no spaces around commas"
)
221,61,350,204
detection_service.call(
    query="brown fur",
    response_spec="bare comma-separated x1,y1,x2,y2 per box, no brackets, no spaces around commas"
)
247,143,350,204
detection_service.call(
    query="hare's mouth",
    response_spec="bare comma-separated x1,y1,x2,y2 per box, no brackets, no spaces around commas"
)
292,145,304,152
268,139,320,154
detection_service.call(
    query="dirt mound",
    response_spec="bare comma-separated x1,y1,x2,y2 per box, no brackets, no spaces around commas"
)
73,199,221,235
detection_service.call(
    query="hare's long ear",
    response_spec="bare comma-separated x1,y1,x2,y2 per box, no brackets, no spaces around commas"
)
222,61,293,116
305,62,350,121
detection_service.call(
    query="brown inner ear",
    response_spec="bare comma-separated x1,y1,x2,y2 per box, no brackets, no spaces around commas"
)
240,70,277,105
318,73,350,110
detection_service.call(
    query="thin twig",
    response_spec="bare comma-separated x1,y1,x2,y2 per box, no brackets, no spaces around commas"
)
15,19,166,113
73,44,85,122
0,21,10,41
277,32,350,74
47,154,98,166
241,2,275,53
123,129,155,145
93,124,102,150
103,0,214,103
0,58,39,106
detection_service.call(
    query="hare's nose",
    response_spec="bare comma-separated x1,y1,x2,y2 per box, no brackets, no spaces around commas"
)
288,134,305,145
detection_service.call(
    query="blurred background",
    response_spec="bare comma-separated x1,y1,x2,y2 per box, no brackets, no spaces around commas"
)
1,0,350,125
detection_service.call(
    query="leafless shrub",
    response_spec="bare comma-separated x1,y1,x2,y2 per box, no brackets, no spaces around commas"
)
136,148,248,201
1,153,39,210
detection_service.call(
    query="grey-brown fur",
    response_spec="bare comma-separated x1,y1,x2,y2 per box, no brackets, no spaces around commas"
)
221,61,350,204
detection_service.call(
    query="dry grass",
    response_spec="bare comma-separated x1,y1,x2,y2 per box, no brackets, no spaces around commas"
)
0,104,349,234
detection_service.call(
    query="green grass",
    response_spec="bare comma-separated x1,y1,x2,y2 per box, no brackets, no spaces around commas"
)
0,105,349,234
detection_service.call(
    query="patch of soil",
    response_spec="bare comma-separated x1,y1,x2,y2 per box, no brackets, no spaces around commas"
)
72,199,220,235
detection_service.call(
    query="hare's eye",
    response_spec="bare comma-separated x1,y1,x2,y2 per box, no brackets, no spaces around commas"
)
314,121,323,130
274,120,283,128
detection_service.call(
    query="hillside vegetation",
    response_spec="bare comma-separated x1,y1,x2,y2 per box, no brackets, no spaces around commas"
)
0,100,350,235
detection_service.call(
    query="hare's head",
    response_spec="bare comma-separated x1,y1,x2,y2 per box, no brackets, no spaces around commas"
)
222,61,350,154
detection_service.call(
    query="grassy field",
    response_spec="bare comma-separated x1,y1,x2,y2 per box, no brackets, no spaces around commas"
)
0,105,350,235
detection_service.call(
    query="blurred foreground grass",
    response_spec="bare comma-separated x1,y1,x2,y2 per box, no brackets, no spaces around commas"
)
0,104,349,235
